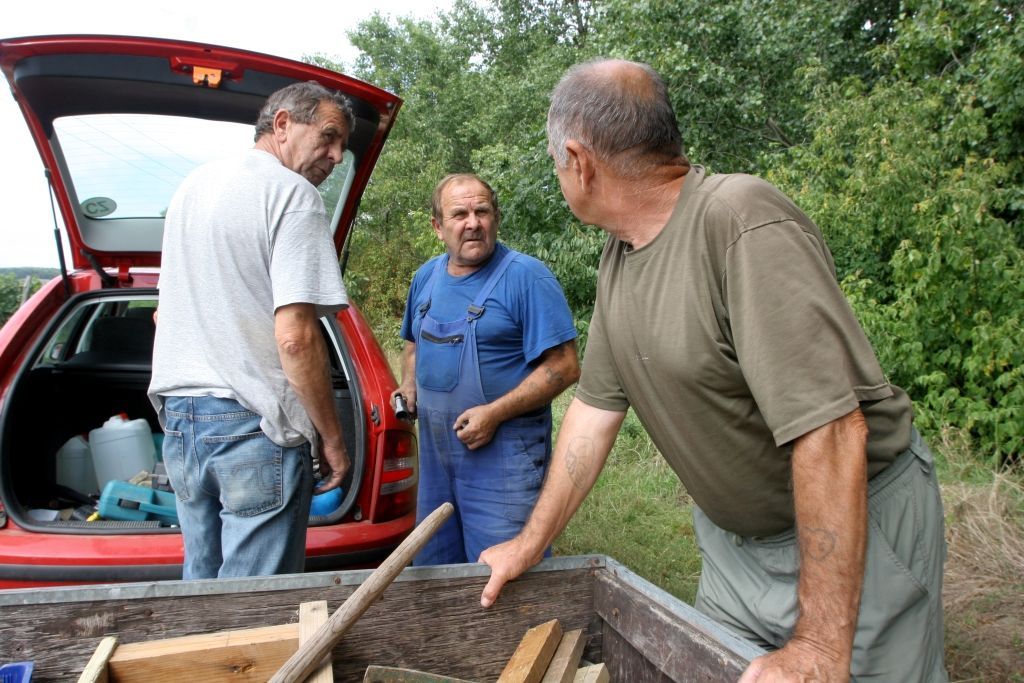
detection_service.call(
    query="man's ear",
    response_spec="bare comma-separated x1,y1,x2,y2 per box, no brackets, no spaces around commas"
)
272,109,291,141
565,140,595,192
431,216,443,240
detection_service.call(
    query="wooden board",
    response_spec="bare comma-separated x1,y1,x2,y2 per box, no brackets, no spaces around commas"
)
497,619,562,683
594,569,759,682
541,629,586,683
573,664,609,683
0,561,597,682
299,601,333,683
106,623,298,682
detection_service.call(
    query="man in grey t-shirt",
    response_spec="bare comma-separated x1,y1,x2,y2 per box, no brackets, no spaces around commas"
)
148,82,352,579
478,60,947,682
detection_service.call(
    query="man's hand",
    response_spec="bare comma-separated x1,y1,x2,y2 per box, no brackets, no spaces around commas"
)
478,535,546,608
393,340,418,420
315,439,350,492
738,635,849,682
454,340,580,451
454,404,500,450
390,385,417,419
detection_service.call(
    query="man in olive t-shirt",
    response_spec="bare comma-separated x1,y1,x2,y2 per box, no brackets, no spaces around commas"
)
478,60,947,682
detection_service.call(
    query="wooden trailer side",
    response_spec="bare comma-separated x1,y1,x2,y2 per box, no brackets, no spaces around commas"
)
593,560,762,682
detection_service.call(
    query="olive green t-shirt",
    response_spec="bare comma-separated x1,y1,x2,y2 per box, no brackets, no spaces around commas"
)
577,166,912,537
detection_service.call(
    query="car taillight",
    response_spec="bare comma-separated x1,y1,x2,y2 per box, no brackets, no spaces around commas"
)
376,429,417,521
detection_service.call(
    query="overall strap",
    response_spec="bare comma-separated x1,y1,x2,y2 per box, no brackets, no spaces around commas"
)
417,255,450,317
468,250,518,321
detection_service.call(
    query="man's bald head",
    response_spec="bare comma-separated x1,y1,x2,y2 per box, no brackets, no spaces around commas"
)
547,59,684,178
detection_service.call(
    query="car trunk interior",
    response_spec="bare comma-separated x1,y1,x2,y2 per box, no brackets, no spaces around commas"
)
0,291,363,533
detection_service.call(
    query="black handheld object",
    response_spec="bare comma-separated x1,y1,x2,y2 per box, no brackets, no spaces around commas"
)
394,394,415,421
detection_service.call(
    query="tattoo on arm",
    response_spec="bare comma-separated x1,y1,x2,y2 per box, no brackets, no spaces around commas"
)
802,527,837,561
544,365,565,387
564,437,592,490
511,383,534,410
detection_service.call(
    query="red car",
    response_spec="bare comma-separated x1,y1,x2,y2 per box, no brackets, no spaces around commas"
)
0,35,417,588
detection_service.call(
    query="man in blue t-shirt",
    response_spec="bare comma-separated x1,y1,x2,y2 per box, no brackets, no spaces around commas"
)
393,173,580,565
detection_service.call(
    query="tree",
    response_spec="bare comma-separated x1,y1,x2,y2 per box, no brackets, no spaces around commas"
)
766,0,1024,463
317,1,603,342
330,0,1022,461
593,0,904,172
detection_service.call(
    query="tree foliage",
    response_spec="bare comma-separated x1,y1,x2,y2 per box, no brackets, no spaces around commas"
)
332,0,1021,462
766,0,1024,463
0,273,42,328
594,0,903,171
316,0,602,345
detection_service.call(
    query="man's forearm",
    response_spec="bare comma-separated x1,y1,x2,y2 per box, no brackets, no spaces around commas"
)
276,304,344,448
489,340,580,422
398,341,416,389
790,408,869,668
453,340,580,450
517,397,623,550
479,397,625,609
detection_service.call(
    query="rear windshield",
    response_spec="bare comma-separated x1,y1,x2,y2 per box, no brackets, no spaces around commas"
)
55,115,252,220
53,114,356,250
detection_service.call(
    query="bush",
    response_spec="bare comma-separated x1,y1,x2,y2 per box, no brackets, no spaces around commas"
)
767,0,1024,464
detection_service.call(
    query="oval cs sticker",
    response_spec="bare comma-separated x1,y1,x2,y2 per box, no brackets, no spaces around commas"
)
81,197,117,218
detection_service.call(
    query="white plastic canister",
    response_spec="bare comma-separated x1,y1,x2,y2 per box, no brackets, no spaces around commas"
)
89,414,157,490
56,435,99,494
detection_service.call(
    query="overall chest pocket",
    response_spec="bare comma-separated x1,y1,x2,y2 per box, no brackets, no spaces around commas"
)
417,327,467,392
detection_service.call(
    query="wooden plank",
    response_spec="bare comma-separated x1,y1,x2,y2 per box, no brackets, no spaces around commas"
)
363,664,479,682
594,571,753,682
572,664,609,683
540,629,585,683
299,601,333,683
77,635,117,683
497,619,563,683
106,623,298,682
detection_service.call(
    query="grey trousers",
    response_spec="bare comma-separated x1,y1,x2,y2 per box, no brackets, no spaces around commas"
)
693,429,948,682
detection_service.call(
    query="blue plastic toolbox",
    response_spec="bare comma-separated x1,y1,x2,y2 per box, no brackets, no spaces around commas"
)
97,481,178,525
0,661,33,683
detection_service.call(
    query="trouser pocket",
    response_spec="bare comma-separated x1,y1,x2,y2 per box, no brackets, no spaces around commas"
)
202,430,283,516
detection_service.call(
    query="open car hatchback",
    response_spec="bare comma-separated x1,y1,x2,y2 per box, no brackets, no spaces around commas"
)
0,35,418,588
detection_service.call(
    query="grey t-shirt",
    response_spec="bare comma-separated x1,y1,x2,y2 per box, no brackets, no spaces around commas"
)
149,149,348,446
577,166,912,537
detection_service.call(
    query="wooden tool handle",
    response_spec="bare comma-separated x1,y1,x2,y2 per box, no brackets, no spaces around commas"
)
269,502,454,683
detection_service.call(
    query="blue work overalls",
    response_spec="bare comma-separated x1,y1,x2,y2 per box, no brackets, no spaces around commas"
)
412,251,552,565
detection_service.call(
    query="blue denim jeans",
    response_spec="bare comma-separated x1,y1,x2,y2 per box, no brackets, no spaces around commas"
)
161,396,314,579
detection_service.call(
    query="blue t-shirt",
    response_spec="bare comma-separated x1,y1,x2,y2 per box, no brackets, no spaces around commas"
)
400,243,577,403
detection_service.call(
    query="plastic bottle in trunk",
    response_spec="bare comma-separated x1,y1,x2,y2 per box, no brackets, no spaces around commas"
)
89,413,157,490
56,434,99,495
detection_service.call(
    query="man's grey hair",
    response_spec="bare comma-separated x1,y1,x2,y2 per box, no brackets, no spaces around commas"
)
547,59,684,177
253,81,356,142
431,173,502,227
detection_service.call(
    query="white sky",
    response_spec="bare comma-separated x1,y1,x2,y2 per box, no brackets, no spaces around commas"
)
1,0,453,268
